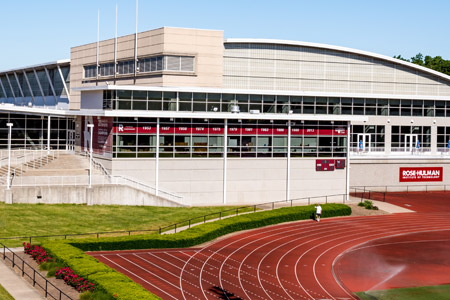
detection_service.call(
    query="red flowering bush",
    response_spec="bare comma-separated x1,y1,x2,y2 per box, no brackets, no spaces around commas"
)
55,267,95,293
23,243,95,293
23,243,54,264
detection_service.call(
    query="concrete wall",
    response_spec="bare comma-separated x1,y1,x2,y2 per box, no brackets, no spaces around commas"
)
109,158,347,205
70,27,224,110
0,185,182,207
350,158,450,188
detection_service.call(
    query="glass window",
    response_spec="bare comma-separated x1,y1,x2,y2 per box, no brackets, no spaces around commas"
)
303,97,315,114
316,97,327,114
389,99,400,116
193,93,206,112
263,95,276,113
163,92,177,111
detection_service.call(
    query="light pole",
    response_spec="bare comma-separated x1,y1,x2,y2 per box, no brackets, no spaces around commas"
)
6,123,13,190
87,124,94,188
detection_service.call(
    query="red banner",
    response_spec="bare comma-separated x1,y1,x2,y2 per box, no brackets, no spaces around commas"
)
112,125,347,136
399,167,443,182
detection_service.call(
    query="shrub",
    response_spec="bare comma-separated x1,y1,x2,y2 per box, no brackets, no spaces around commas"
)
23,243,54,264
55,267,95,293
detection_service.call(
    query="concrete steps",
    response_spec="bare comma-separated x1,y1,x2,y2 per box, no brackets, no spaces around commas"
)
21,154,103,176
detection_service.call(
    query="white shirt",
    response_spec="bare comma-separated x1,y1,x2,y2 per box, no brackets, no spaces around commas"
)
316,205,322,214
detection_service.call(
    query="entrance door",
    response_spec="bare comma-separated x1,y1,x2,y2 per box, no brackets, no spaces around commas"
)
404,134,418,152
67,130,75,152
357,133,371,152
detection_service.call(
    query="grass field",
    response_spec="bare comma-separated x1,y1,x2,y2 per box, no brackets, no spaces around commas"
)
0,283,14,300
357,285,450,300
0,203,251,247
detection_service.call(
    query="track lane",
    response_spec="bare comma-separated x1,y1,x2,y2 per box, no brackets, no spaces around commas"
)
89,195,450,300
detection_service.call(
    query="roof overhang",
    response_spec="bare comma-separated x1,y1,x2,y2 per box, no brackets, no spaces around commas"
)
0,59,70,74
0,103,366,122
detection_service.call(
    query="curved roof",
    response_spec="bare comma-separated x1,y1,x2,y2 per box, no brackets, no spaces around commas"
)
224,38,450,84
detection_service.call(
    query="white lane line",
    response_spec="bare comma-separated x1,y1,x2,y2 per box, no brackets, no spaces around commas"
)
180,222,302,300
311,220,450,300
100,255,179,300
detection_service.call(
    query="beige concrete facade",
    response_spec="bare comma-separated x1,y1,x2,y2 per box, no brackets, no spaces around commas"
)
70,27,224,109
108,158,347,205
350,158,450,188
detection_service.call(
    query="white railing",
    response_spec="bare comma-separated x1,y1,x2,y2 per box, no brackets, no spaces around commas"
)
7,174,185,205
0,149,59,171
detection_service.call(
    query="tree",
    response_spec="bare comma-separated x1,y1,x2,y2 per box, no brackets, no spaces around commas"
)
394,53,450,76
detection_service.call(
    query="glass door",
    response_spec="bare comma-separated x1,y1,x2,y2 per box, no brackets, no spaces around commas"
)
357,133,371,152
67,130,75,152
404,134,418,152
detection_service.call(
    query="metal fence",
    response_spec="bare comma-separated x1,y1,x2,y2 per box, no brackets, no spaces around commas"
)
1,243,73,300
350,184,450,202
0,192,353,245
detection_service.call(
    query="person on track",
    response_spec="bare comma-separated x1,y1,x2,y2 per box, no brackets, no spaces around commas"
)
315,204,322,222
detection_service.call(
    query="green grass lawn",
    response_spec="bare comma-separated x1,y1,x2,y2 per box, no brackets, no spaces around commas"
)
0,203,251,247
0,283,14,300
357,285,450,300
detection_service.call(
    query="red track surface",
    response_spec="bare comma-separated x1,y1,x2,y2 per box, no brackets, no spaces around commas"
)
89,192,450,300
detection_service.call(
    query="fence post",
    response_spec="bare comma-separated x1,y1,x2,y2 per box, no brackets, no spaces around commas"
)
308,197,310,205
29,237,32,244
45,280,48,298
3,246,5,260
12,253,15,268
219,212,221,220
159,227,161,234
254,205,256,213
236,208,238,216
33,270,36,286
174,224,177,233
22,261,24,276
291,200,293,207
97,233,99,239
326,196,328,204
272,202,274,210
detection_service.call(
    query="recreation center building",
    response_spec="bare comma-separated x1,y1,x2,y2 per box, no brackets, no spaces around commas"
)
1,27,450,206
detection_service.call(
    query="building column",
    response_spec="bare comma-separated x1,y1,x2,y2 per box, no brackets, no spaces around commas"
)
155,118,160,196
431,124,437,154
385,123,392,154
223,119,228,204
286,120,291,201
346,121,351,201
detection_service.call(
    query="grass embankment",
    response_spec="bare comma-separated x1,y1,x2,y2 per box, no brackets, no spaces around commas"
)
0,203,251,247
0,283,14,300
357,285,450,300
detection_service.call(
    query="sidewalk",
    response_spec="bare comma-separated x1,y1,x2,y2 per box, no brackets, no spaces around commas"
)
0,249,44,300
348,196,415,213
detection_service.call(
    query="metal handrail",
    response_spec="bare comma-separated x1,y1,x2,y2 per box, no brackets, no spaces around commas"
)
1,242,74,300
0,192,354,244
351,184,449,193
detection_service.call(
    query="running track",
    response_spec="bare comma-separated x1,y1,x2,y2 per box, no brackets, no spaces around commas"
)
89,192,450,300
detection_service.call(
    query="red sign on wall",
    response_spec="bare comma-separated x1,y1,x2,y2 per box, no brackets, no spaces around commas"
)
399,167,443,182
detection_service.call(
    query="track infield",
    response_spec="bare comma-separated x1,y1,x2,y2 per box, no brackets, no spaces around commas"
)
89,192,450,300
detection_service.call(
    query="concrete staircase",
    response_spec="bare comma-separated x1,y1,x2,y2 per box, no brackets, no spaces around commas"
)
0,155,55,185
21,154,103,177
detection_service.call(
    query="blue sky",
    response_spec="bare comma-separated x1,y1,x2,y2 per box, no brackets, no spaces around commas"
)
1,0,449,70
